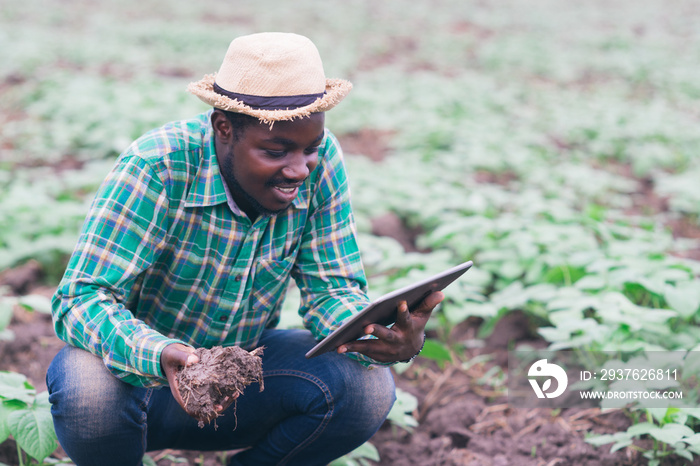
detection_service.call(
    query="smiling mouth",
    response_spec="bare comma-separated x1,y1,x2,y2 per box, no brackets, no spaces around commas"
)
270,184,302,203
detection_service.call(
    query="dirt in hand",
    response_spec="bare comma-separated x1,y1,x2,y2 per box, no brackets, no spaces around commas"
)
176,346,264,428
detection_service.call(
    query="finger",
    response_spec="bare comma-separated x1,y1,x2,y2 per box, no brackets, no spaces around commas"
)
160,344,197,411
424,290,445,308
338,339,394,362
215,392,240,412
411,291,445,317
341,326,401,350
363,323,398,342
214,396,229,412
388,300,412,332
169,375,187,409
396,300,410,326
163,343,196,369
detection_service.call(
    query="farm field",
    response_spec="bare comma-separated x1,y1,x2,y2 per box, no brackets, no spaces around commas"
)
1,0,700,465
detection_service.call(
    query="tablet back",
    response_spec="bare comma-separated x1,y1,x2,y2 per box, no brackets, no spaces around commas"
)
305,261,473,359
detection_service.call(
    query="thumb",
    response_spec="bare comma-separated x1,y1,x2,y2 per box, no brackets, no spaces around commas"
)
186,353,199,366
162,343,197,371
425,291,445,308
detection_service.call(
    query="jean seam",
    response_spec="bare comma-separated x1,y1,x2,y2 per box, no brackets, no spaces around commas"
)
263,369,334,466
141,388,153,458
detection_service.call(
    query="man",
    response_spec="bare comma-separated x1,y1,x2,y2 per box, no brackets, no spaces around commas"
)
47,32,443,466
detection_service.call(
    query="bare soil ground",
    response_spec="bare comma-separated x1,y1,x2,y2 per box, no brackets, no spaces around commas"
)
1,137,699,465
0,265,695,466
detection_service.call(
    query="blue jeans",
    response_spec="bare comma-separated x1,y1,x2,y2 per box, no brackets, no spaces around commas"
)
46,329,396,466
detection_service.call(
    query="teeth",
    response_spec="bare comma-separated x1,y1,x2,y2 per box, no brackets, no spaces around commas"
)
276,186,295,193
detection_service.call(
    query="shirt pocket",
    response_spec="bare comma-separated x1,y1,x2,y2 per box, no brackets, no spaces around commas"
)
249,255,296,318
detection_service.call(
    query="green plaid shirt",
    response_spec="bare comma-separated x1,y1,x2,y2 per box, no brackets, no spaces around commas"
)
52,111,371,388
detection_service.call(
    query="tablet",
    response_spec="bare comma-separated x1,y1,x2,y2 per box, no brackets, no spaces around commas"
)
305,261,473,359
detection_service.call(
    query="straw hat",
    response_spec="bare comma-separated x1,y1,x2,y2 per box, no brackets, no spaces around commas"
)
187,32,352,123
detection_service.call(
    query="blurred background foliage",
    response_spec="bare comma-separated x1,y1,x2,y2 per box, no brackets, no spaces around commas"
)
1,0,700,366
2,0,700,463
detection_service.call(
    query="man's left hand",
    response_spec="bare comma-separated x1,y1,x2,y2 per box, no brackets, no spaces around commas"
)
336,291,444,363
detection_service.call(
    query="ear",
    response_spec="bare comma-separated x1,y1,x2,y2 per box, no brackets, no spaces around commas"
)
211,110,234,143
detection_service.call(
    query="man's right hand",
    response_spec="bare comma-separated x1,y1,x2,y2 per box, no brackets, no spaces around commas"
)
160,343,239,419
161,343,199,412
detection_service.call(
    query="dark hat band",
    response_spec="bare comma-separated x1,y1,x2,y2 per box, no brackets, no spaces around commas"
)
213,82,326,110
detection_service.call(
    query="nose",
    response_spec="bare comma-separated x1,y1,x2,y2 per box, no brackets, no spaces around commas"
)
282,150,318,182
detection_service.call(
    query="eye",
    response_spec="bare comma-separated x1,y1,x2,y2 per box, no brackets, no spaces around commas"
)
265,150,286,158
304,146,320,155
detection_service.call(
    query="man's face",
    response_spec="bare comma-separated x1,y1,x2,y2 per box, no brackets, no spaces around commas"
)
218,113,325,219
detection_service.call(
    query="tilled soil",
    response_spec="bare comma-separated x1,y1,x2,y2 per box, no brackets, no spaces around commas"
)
0,283,694,465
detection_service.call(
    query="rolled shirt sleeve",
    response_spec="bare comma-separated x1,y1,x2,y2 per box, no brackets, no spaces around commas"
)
52,155,185,387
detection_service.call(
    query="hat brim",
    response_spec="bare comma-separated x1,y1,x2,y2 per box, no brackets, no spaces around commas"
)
187,74,352,123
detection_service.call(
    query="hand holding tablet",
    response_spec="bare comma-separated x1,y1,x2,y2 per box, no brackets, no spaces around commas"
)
305,261,473,360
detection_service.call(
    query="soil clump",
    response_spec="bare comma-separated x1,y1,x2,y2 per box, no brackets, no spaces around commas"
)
176,346,264,428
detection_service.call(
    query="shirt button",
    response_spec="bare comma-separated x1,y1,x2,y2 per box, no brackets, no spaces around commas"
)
219,315,227,322
235,275,242,282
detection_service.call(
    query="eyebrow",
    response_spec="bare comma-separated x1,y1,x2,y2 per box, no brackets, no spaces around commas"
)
264,131,325,148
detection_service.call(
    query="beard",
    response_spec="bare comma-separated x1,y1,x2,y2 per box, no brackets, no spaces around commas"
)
219,146,290,218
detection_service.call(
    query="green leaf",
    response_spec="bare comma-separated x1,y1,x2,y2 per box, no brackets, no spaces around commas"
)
445,301,498,323
626,422,657,437
42,458,78,465
674,445,694,462
0,298,13,333
7,398,58,463
142,455,158,466
647,407,670,424
543,265,586,286
585,434,616,446
386,388,418,432
574,274,606,291
351,441,380,462
683,408,700,422
0,403,11,444
391,361,412,375
586,431,633,451
665,282,700,319
419,339,452,368
610,439,633,453
17,294,52,314
329,441,380,465
34,391,51,411
647,423,695,446
0,371,35,404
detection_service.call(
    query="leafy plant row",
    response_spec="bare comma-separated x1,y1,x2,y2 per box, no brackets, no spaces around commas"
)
1,0,699,464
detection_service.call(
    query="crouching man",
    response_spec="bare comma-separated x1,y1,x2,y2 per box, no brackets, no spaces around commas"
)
47,32,443,466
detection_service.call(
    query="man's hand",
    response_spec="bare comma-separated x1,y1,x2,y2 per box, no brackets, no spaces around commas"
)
336,291,444,363
161,343,239,418
161,343,199,411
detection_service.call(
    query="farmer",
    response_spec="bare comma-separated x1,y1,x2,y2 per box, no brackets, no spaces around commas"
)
47,32,443,466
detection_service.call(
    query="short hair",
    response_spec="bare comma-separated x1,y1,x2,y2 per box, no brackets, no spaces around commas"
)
218,108,260,141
